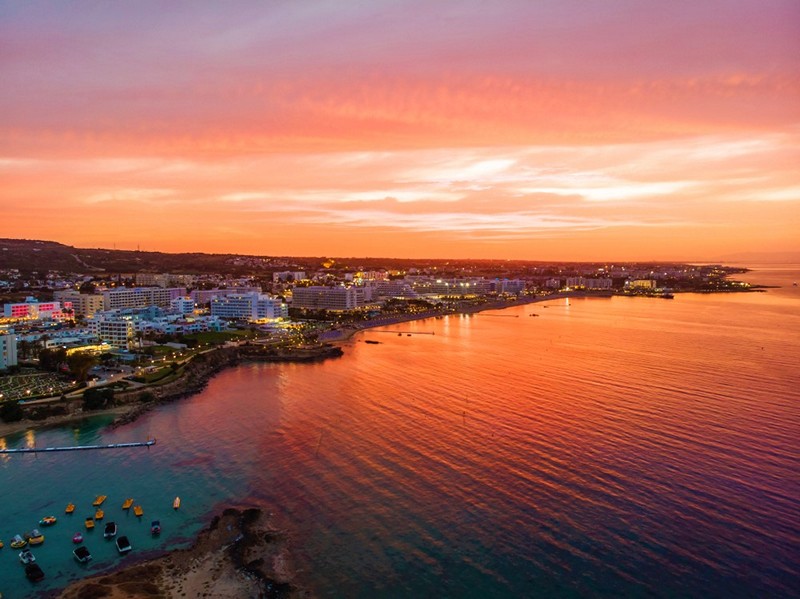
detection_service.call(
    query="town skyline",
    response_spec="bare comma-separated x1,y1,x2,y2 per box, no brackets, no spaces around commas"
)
2,1,799,261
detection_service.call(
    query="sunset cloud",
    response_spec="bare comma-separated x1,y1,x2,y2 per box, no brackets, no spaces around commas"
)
0,1,798,259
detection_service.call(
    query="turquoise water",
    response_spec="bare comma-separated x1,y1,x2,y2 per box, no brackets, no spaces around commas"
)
1,266,799,598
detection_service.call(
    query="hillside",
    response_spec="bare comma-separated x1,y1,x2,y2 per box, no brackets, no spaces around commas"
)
0,238,289,274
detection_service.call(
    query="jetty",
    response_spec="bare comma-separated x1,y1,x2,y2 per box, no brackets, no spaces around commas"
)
0,438,156,454
371,330,435,335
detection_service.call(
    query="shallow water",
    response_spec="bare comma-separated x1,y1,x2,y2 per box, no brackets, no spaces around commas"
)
1,266,798,598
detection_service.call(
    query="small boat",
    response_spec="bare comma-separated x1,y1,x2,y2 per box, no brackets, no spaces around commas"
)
39,516,57,526
65,503,75,514
25,563,45,582
133,505,144,517
25,530,45,545
122,498,134,510
73,545,92,563
0,539,3,548
85,517,95,530
150,520,161,536
19,548,36,564
104,522,117,539
92,495,107,507
95,508,104,520
115,535,132,554
10,535,27,549
72,532,83,544
173,496,181,510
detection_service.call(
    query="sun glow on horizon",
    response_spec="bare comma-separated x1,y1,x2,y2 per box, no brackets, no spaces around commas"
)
1,1,798,260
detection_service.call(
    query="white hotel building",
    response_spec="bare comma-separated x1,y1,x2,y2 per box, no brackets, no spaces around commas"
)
291,286,365,311
102,287,187,311
210,293,288,321
0,333,18,369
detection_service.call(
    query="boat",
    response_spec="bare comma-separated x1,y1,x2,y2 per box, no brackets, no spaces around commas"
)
65,503,75,514
39,516,57,526
133,505,144,517
92,495,107,507
122,498,134,510
85,517,95,529
73,545,92,563
25,563,45,582
173,496,181,510
72,532,83,544
10,535,27,549
0,539,3,548
19,549,36,564
103,522,117,539
95,508,104,520
10,535,28,549
150,520,161,536
115,535,132,554
25,530,44,545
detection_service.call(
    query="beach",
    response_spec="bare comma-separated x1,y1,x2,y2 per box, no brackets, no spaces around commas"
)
57,507,299,599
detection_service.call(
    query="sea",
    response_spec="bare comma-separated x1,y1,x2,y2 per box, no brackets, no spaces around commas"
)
1,265,798,598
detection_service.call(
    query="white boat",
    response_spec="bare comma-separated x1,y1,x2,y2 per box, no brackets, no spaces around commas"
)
73,545,92,563
116,535,132,554
19,548,36,564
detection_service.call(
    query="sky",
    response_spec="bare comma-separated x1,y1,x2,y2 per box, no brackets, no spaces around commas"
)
1,0,799,261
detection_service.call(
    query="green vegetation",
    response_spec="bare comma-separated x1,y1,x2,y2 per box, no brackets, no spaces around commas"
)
82,387,114,411
0,399,24,423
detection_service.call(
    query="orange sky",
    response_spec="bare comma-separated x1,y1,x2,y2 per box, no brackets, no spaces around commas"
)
1,1,799,261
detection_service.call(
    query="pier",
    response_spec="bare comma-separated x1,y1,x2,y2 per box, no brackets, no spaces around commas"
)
370,330,435,335
0,438,156,454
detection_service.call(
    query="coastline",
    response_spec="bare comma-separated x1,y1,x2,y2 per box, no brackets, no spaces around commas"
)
55,507,300,599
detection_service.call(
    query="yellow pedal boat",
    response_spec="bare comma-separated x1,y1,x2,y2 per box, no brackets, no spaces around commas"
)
65,503,75,514
133,505,144,517
122,498,134,510
92,495,107,507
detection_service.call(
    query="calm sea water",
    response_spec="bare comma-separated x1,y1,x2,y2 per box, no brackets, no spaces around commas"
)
1,266,798,598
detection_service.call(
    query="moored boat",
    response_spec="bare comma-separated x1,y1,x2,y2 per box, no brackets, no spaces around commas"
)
92,495,107,507
150,520,161,535
65,503,75,514
122,498,134,510
25,530,44,545
10,535,27,549
133,505,144,517
73,545,92,563
39,516,57,526
104,521,117,539
25,563,45,582
19,548,35,564
85,517,95,529
115,535,132,554
173,496,181,510
72,532,83,544
95,508,104,520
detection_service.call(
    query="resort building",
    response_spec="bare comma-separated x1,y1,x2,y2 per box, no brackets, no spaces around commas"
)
89,316,136,350
292,286,365,311
210,293,288,321
272,271,306,283
0,333,18,369
190,287,261,306
102,287,187,310
171,297,196,315
3,298,65,320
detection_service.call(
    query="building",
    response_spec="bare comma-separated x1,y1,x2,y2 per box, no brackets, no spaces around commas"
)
136,273,196,287
102,287,187,310
0,333,18,369
272,271,306,283
210,293,288,321
89,316,136,350
291,286,364,311
190,287,261,305
625,279,657,290
3,298,64,320
171,297,195,315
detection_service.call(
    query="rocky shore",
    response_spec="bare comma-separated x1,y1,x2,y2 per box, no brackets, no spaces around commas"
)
56,507,301,599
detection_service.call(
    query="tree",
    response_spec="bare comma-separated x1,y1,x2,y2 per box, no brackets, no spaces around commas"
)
39,347,67,371
67,351,98,382
0,400,24,423
82,387,114,410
